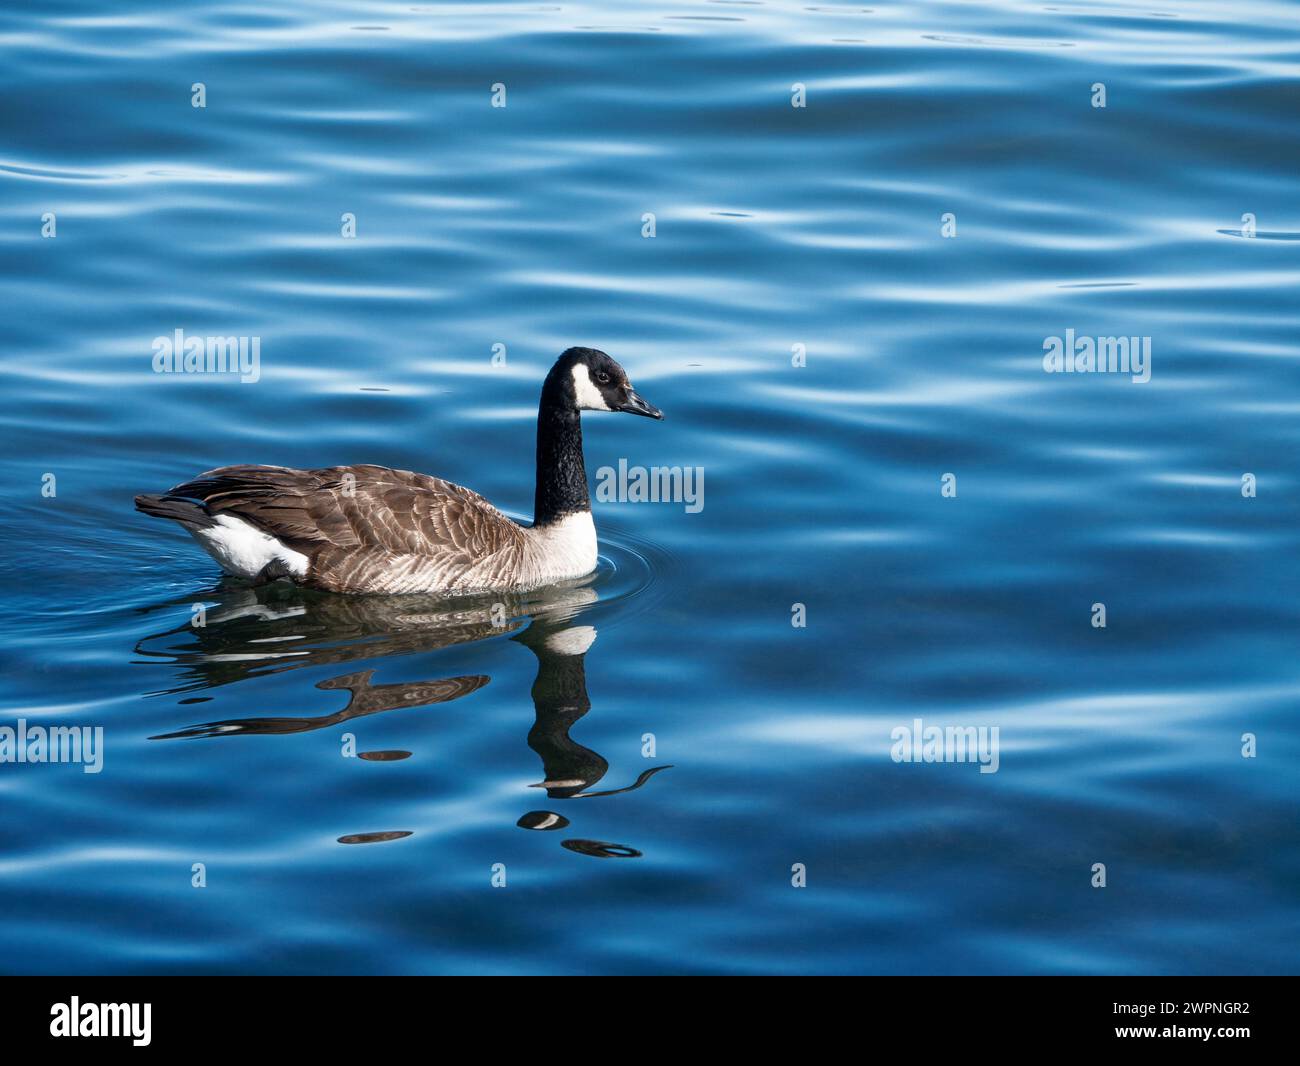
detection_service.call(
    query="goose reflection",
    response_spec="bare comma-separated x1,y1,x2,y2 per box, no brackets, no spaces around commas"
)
134,582,544,693
150,670,489,740
518,618,672,803
138,579,669,855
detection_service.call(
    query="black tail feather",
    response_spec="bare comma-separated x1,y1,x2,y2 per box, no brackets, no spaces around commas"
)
134,494,214,531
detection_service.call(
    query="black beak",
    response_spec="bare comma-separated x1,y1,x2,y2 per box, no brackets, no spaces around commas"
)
617,388,663,420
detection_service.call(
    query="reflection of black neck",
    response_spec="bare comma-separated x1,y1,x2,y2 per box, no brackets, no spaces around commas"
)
523,635,606,798
533,382,589,527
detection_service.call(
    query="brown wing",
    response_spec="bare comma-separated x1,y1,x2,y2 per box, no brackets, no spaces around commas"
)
169,464,526,577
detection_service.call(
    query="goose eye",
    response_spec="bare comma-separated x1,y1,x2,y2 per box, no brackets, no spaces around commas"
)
595,371,610,385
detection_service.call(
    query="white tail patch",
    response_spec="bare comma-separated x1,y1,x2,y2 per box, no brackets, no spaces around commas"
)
191,514,309,580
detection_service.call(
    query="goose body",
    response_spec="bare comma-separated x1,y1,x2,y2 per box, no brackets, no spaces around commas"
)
135,348,662,595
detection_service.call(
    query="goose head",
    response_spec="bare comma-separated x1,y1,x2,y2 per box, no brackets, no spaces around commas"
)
549,347,663,420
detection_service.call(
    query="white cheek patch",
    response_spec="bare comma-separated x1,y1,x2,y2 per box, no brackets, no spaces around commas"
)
571,365,613,411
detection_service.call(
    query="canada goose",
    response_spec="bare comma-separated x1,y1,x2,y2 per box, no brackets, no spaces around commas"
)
135,348,662,595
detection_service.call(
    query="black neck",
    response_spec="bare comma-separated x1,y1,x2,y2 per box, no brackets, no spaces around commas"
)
533,391,589,526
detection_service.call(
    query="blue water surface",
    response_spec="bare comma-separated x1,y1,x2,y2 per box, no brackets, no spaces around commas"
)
1,0,1298,974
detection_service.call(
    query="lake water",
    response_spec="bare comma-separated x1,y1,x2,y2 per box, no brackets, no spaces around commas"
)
1,0,1297,974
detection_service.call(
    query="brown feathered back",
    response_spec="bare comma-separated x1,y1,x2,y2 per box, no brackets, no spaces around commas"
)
169,464,528,594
